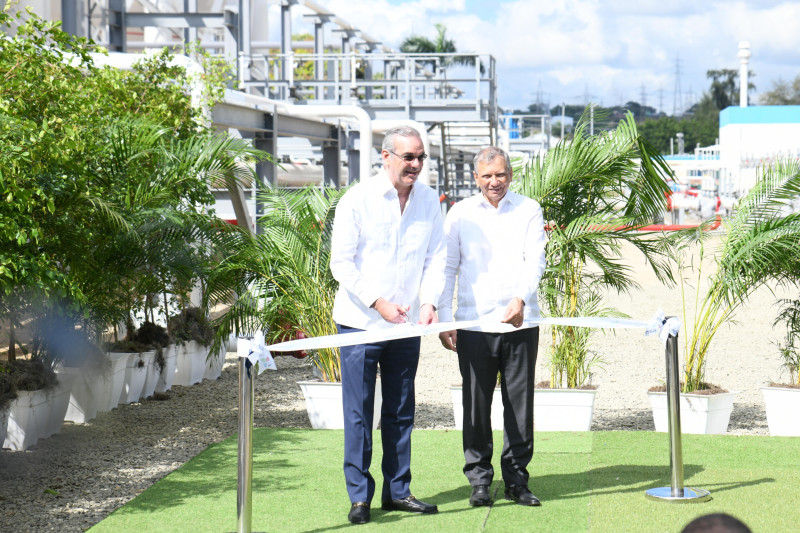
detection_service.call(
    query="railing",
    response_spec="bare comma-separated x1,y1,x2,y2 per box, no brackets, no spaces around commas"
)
238,52,496,114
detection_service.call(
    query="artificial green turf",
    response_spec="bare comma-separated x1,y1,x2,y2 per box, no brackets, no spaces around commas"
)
89,429,800,532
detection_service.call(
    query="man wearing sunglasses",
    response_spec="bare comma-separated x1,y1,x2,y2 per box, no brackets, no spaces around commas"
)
330,125,446,525
438,146,547,509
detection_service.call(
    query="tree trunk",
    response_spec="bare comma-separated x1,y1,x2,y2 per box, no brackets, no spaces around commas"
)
8,319,16,362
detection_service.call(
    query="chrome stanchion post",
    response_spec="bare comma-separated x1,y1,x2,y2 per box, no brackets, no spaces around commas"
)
646,321,711,502
666,331,684,496
237,337,254,532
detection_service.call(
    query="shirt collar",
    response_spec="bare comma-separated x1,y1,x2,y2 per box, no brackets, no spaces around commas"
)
478,190,517,209
375,169,415,199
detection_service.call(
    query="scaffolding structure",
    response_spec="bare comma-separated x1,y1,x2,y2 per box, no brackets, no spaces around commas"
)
50,0,544,224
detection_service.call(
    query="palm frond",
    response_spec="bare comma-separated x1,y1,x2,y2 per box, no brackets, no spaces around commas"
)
516,109,676,388
209,185,344,381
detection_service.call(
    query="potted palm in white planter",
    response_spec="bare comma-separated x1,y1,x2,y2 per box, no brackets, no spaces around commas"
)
517,110,675,431
106,339,151,405
648,159,800,434
169,308,215,387
211,186,382,429
647,234,738,435
132,321,173,398
761,298,800,436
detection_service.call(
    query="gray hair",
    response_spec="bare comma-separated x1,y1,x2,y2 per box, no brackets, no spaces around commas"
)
382,126,422,152
473,146,511,174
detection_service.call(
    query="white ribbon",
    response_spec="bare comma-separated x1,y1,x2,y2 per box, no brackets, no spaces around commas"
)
256,309,679,355
239,331,277,373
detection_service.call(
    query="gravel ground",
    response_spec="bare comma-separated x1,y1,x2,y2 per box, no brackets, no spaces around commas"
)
1,238,791,531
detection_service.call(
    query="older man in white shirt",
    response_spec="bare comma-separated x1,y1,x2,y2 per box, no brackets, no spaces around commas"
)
439,146,547,508
330,126,446,525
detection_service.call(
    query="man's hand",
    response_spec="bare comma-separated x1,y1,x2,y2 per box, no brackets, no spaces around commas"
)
372,298,410,323
501,297,525,328
439,330,457,351
418,303,438,326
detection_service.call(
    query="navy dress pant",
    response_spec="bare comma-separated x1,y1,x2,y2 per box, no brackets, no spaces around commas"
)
456,326,539,488
337,324,421,504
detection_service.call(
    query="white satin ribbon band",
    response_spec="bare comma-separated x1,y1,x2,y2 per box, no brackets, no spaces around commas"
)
241,310,682,374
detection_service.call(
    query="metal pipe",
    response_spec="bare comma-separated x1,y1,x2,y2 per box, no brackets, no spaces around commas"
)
236,338,254,533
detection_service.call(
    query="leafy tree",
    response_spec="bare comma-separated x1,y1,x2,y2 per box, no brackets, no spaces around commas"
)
637,90,720,154
760,75,800,105
706,69,740,110
0,8,266,361
706,68,755,110
0,9,103,359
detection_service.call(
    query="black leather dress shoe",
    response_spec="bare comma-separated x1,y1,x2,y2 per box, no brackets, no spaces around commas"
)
348,502,370,524
381,495,438,514
504,485,541,506
469,485,492,507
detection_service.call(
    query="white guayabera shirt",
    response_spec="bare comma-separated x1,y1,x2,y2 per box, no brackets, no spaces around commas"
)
330,169,447,330
438,190,547,323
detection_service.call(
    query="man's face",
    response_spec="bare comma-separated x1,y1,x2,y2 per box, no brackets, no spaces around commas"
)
382,135,425,191
474,156,512,207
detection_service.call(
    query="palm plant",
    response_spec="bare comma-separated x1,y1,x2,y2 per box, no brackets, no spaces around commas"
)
516,109,675,388
772,298,800,386
679,158,800,392
80,119,264,340
400,23,483,75
209,185,344,381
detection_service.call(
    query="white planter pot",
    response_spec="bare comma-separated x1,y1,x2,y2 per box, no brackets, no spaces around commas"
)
140,350,159,400
449,387,504,430
298,380,382,430
203,345,226,381
45,374,75,438
4,389,50,450
761,386,800,437
100,352,129,412
155,345,178,393
648,391,737,435
534,388,598,431
174,341,206,387
3,380,72,450
118,352,149,405
0,407,8,449
57,366,101,424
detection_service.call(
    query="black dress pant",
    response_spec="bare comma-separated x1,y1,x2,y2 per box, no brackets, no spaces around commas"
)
456,326,539,488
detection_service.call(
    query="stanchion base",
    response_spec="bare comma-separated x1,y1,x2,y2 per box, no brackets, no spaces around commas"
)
645,486,711,502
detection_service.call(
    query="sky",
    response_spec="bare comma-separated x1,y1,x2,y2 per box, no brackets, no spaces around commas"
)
273,0,800,115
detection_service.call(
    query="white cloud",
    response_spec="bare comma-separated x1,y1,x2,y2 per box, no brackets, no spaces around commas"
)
279,0,800,110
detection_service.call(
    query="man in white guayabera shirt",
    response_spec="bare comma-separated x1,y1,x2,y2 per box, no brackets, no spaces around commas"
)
438,146,547,509
330,126,446,525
